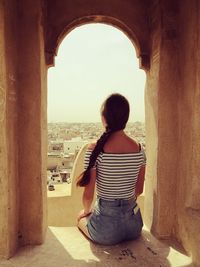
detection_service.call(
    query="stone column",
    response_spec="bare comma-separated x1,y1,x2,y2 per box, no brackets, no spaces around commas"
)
145,0,179,238
17,0,47,245
176,1,200,264
0,0,19,258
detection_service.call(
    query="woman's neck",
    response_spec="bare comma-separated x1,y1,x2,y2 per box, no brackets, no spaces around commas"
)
110,130,125,137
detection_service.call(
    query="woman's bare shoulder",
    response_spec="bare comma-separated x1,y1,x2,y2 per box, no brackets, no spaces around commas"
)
104,134,140,153
127,136,138,145
87,143,96,150
126,136,140,151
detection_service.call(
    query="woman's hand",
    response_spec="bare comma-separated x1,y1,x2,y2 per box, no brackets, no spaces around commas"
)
77,209,92,222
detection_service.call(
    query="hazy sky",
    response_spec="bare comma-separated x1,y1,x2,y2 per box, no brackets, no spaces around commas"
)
47,24,146,123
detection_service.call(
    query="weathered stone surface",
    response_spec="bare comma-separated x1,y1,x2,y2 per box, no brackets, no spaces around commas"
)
0,226,194,267
17,0,47,247
44,0,151,69
0,0,200,266
0,0,19,259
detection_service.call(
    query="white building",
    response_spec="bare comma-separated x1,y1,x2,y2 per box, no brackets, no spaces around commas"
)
63,137,88,154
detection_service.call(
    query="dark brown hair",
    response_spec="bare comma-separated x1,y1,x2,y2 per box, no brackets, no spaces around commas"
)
77,93,130,187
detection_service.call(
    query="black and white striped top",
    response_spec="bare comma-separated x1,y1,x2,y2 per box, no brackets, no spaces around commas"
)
84,146,146,200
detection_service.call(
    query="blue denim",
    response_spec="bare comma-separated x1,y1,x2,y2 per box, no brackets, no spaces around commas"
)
87,197,143,245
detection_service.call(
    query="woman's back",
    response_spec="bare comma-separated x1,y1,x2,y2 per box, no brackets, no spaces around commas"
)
84,131,146,200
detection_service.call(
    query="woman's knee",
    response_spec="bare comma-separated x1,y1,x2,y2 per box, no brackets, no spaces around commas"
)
77,217,91,239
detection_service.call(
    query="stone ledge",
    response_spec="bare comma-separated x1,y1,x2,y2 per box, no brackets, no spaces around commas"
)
0,226,193,267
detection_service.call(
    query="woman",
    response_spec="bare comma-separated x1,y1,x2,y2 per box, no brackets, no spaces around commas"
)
77,93,146,245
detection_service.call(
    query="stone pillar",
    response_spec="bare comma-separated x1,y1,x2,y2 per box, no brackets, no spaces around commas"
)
176,1,200,265
0,0,19,258
17,0,47,245
145,0,179,238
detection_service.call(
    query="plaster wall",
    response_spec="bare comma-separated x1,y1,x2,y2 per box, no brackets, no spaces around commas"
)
176,1,200,265
0,0,19,258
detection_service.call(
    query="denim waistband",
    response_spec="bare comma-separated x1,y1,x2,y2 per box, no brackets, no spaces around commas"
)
97,196,137,207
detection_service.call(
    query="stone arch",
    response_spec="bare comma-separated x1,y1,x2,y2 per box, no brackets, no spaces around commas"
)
47,21,147,226
46,10,149,227
46,15,149,70
43,2,179,249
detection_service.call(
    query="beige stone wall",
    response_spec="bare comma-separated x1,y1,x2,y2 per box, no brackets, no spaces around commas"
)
0,0,19,258
145,0,179,238
47,145,85,226
0,0,47,258
176,1,200,265
145,1,200,265
17,0,47,246
0,0,47,259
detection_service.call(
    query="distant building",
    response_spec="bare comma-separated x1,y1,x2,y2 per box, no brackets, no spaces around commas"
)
48,141,64,152
63,137,88,154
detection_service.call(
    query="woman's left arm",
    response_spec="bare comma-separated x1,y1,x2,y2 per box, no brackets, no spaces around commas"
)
135,165,146,196
77,168,96,221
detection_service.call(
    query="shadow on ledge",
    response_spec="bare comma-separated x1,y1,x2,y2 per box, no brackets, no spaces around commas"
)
89,228,194,266
0,226,193,267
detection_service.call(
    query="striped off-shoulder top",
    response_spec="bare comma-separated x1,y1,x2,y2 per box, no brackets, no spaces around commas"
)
84,145,146,200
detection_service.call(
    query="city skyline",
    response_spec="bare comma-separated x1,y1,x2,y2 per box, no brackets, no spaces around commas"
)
47,23,146,123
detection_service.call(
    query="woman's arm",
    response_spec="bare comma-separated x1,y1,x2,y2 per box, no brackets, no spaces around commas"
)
77,168,96,221
82,168,96,213
135,165,146,196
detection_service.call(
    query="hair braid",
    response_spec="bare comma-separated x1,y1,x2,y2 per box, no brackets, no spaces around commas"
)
76,130,113,187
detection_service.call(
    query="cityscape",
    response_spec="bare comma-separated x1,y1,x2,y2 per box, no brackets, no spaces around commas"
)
47,122,145,193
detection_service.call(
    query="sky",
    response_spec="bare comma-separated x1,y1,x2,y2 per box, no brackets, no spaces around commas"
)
47,23,146,123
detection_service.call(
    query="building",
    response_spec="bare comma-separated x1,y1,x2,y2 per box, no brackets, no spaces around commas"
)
64,137,88,154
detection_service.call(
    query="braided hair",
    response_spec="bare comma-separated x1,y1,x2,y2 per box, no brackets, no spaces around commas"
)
76,93,130,187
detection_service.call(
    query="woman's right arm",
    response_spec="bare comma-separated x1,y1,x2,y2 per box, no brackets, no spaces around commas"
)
82,168,96,213
82,143,96,212
77,143,96,221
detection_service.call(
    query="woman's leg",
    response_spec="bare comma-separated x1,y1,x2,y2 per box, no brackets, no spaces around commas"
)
77,216,92,240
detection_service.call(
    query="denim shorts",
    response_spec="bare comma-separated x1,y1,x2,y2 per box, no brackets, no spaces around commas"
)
87,197,143,245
